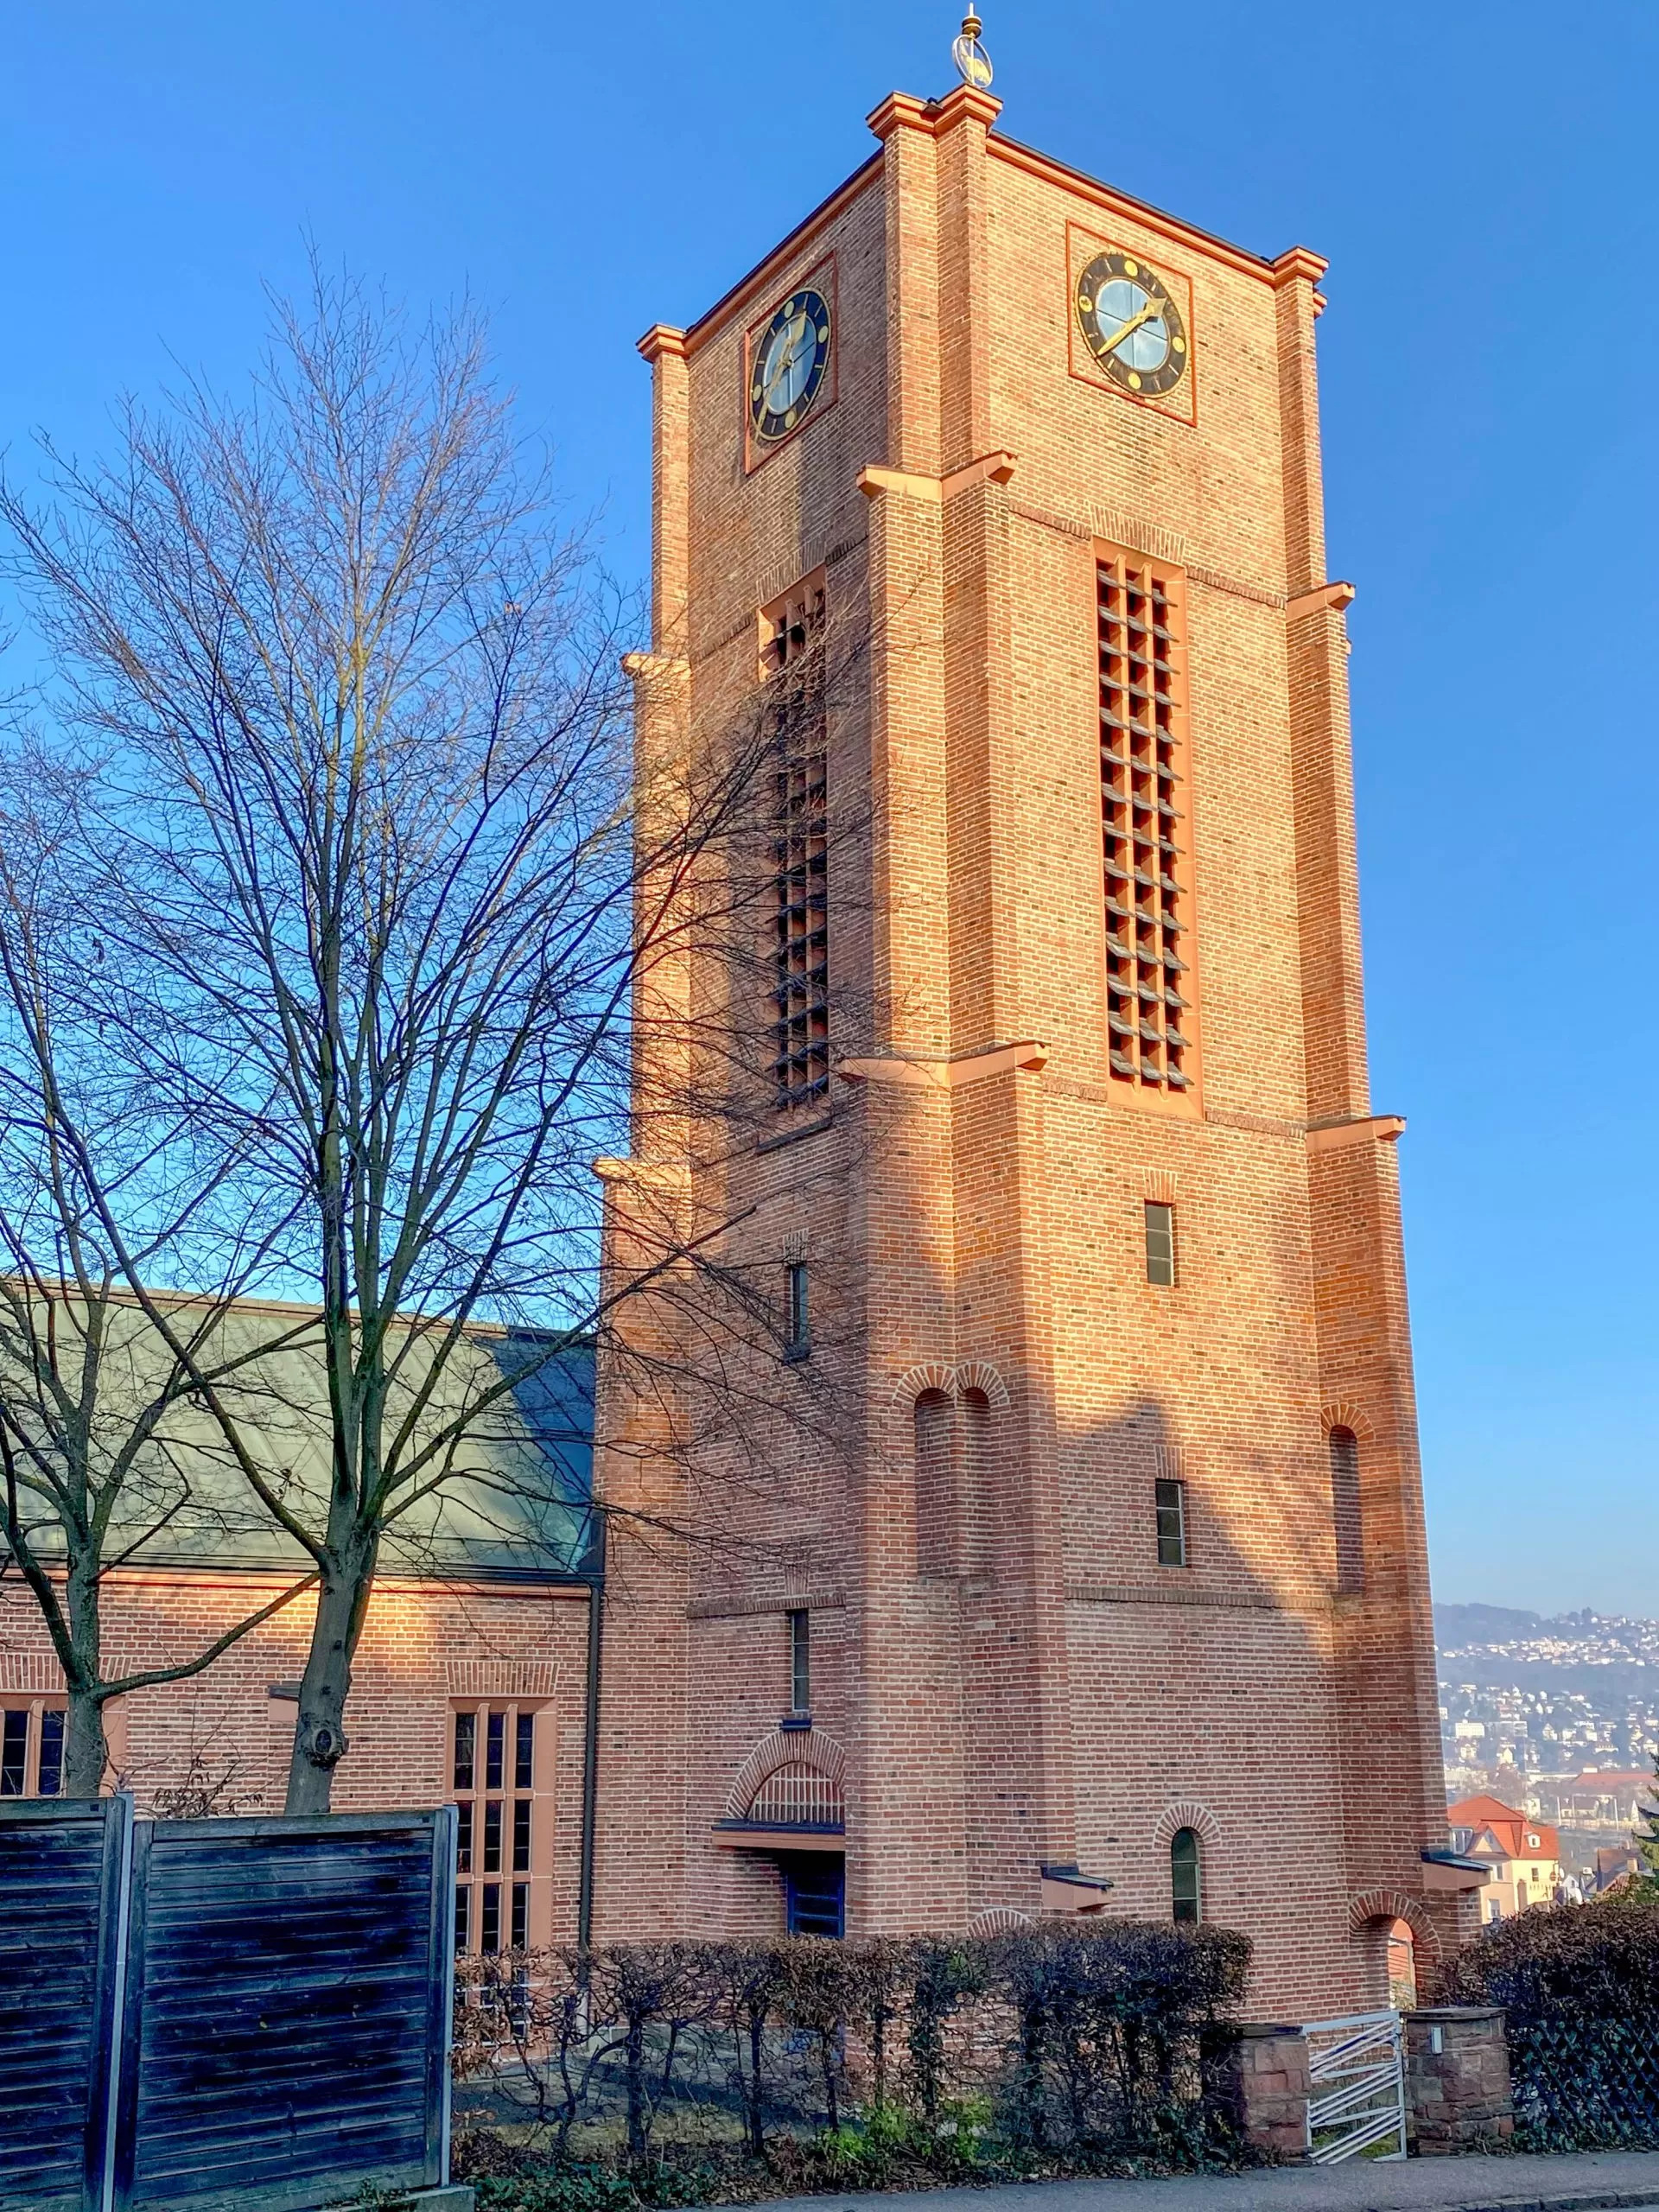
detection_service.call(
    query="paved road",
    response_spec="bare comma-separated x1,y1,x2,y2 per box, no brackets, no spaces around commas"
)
745,2149,1659,2212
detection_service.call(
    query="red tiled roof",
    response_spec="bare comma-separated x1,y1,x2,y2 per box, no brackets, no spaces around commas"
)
1446,1795,1559,1862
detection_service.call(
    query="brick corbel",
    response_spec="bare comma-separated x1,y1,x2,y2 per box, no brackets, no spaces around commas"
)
1287,580,1355,622
621,650,690,681
590,1156,690,1185
839,1039,1047,1089
857,450,1016,505
1305,1113,1405,1154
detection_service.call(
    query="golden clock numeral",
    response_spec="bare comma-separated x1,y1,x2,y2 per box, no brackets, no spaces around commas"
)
1122,259,1139,276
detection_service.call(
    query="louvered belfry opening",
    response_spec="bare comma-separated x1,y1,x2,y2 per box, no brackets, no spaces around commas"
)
765,575,830,1111
1097,549,1194,1094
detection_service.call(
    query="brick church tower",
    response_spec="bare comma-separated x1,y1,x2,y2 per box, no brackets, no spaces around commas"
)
593,65,1478,2013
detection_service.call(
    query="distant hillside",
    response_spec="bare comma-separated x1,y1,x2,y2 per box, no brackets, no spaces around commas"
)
1435,1603,1659,1702
1435,1603,1547,1644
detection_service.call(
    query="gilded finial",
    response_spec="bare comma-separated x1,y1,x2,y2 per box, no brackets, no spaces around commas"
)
952,8,993,90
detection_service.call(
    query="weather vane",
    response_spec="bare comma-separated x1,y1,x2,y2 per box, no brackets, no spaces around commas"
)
951,8,993,90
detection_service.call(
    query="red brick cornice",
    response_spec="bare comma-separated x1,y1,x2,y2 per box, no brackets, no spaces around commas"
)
636,324,687,364
1272,245,1329,288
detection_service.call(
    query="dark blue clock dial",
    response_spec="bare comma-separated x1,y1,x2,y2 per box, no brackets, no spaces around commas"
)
750,289,831,444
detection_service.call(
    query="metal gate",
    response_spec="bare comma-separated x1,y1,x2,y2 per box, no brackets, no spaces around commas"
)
1303,2009,1406,2164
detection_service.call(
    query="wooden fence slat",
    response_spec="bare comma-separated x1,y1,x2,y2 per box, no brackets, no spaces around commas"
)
0,1796,130,2212
112,1809,452,2212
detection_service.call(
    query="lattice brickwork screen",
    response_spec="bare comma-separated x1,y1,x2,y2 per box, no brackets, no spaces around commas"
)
765,575,830,1110
1097,550,1195,1094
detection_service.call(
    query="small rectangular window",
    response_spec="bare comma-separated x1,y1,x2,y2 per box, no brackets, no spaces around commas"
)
1155,1478,1187,1567
455,1799,474,1872
485,1710,505,1790
785,1261,810,1358
1145,1201,1176,1287
514,1711,535,1790
512,1798,531,1873
483,1799,503,1874
454,1884,469,1955
511,1881,530,1950
788,1608,810,1715
480,1883,501,1955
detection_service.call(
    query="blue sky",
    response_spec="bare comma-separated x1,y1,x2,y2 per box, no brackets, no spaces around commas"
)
3,3,1654,1616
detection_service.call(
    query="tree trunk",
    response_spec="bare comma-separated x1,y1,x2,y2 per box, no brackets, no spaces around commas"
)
63,1685,109,1799
284,1554,370,1814
62,1554,107,1799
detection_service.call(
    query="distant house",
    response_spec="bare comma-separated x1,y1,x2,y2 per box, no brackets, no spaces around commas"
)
1592,1844,1644,1896
1558,1770,1655,1830
1446,1794,1561,1923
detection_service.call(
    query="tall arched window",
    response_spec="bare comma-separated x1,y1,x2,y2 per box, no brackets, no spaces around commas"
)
957,1386,992,1573
1328,1427,1364,1594
1170,1827,1202,1923
914,1389,956,1577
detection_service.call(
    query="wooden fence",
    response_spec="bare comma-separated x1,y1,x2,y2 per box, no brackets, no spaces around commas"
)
0,1797,456,2212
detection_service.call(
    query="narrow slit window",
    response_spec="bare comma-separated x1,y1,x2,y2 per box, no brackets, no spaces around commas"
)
787,1608,810,1716
1098,549,1195,1096
1155,1478,1187,1567
785,1259,810,1357
1170,1827,1203,1923
764,575,830,1111
37,1711,64,1797
1145,1200,1176,1287
1329,1427,1365,1593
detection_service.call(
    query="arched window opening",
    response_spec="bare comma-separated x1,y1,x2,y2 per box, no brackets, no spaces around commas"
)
1329,1427,1365,1594
957,1386,992,1573
914,1389,956,1577
747,1761,844,1829
1386,1917,1417,2011
1170,1827,1203,1923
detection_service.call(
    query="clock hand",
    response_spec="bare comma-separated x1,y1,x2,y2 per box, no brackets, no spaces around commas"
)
766,323,809,408
1098,299,1163,356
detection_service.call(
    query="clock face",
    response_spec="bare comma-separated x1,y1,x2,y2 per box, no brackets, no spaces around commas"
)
1077,251,1189,399
750,289,832,444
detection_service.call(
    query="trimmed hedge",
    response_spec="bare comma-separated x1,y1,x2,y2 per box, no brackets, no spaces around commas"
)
453,1919,1252,2198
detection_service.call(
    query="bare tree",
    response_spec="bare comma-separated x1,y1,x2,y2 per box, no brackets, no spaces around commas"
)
0,266,849,1812
0,782,319,1796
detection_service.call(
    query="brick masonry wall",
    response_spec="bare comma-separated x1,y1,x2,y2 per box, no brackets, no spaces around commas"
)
0,1573,592,1946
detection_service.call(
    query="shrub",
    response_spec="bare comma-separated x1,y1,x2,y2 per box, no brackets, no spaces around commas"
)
1438,1894,1659,2149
